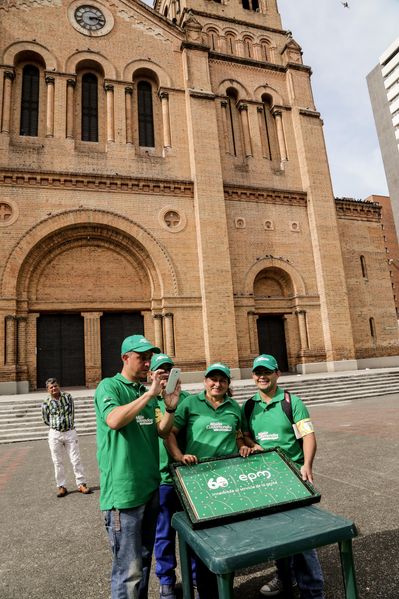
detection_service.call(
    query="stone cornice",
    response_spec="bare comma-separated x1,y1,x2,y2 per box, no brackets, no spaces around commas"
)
0,168,194,197
286,62,312,74
335,198,381,222
209,51,286,72
224,184,307,206
186,9,288,36
299,108,321,118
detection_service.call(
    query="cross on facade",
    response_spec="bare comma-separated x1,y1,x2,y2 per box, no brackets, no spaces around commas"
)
0,203,12,222
165,211,180,227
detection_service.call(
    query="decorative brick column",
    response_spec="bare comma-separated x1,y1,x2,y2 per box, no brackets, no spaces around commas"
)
16,316,27,365
248,311,259,354
66,78,76,139
153,313,164,352
45,75,55,137
159,91,171,148
1,70,15,134
273,109,288,161
125,86,133,144
296,310,309,351
164,313,175,357
104,83,115,142
238,103,253,158
5,315,17,366
82,312,103,387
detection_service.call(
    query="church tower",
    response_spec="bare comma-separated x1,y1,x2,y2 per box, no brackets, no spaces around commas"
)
155,0,282,29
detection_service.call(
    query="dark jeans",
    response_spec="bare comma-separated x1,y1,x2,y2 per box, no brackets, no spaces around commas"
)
277,549,325,599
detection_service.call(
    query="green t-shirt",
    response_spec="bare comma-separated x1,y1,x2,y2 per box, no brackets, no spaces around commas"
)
173,390,242,460
241,387,310,466
158,390,191,485
95,373,161,510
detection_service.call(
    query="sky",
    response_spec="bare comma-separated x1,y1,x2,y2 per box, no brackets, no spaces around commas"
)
142,0,399,199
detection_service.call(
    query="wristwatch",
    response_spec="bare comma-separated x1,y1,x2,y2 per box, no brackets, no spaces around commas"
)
165,406,176,413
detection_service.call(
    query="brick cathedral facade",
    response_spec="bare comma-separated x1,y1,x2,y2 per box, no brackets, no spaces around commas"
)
0,0,398,393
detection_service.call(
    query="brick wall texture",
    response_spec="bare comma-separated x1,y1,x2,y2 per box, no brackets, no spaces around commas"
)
0,0,398,390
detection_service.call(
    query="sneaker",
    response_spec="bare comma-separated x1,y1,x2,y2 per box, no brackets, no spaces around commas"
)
78,484,91,494
160,584,176,599
56,486,67,498
260,576,297,597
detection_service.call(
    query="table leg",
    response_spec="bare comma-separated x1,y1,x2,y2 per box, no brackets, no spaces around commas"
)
339,540,358,599
216,573,234,599
177,534,194,599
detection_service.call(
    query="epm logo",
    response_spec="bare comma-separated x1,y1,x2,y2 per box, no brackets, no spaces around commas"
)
207,469,272,489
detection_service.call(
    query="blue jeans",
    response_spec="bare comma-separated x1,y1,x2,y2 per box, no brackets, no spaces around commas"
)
155,484,180,585
104,490,159,599
277,549,324,599
155,484,196,587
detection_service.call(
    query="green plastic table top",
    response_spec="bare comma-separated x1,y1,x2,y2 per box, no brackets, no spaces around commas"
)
172,505,357,574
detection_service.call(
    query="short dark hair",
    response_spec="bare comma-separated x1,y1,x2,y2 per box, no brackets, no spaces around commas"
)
45,378,58,388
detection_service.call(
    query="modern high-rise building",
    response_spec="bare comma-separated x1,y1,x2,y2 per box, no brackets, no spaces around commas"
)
367,37,399,238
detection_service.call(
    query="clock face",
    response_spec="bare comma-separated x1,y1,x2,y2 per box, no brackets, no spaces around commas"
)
74,5,106,31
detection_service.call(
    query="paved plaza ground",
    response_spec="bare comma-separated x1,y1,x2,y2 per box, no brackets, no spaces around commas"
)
1,394,399,598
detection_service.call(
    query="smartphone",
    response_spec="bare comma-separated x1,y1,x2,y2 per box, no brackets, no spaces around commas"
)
165,367,181,394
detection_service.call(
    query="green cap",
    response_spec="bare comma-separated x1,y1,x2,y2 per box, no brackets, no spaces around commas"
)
150,353,174,371
252,354,278,371
204,363,231,380
121,334,160,355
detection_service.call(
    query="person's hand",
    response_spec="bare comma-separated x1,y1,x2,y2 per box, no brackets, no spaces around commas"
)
300,464,314,484
148,369,167,397
163,381,181,411
251,443,263,452
181,454,198,465
239,445,252,457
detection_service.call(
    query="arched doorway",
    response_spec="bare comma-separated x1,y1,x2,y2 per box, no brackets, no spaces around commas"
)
253,266,294,372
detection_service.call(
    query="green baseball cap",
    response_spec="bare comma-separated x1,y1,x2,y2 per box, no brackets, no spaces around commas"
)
121,334,160,355
204,363,231,380
252,354,278,372
150,353,174,370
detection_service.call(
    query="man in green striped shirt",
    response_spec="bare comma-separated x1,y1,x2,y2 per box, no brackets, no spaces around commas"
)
42,378,90,497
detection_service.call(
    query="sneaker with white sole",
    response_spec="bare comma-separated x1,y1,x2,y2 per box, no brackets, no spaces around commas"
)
260,576,297,597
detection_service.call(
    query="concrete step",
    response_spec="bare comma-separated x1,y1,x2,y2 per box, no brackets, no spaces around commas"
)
1,368,399,443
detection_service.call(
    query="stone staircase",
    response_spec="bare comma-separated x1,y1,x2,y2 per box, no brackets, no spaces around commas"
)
1,368,399,444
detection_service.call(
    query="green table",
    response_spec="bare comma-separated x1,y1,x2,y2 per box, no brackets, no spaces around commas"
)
172,505,358,599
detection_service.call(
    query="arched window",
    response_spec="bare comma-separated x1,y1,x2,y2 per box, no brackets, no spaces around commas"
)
81,73,98,142
360,255,368,279
20,65,39,136
260,94,278,160
243,37,253,58
242,0,259,9
225,88,243,157
260,40,269,62
164,6,168,17
137,81,155,147
207,30,219,51
369,317,376,339
226,33,236,55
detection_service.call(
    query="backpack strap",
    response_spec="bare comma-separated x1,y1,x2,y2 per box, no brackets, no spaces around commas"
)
281,390,303,448
244,397,255,429
281,390,294,424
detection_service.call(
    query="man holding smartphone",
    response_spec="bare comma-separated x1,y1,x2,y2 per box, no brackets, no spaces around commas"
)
150,353,192,599
94,335,181,599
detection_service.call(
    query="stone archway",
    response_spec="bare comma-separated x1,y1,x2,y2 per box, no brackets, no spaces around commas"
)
244,259,309,371
2,209,178,388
